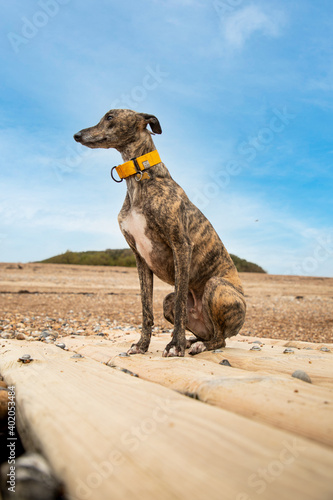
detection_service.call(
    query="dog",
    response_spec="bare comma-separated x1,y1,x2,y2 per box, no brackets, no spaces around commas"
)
74,109,246,357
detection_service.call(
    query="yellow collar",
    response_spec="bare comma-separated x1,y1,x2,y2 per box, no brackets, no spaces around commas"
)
111,150,162,183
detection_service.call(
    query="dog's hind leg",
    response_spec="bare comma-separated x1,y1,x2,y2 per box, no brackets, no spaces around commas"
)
163,291,176,328
188,277,246,355
163,291,209,347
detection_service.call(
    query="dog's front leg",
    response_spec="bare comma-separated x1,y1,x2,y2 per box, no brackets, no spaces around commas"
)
163,239,192,357
127,253,154,354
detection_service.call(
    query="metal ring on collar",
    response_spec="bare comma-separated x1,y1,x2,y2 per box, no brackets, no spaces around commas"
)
111,166,123,183
135,171,143,182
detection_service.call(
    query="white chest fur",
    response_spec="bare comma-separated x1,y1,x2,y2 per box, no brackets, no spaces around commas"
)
120,210,153,268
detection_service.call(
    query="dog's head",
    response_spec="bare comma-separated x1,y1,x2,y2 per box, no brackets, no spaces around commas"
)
73,109,162,150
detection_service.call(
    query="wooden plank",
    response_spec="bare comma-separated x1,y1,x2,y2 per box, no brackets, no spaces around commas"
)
198,343,333,389
105,333,332,386
231,334,333,350
62,335,333,448
63,332,333,389
1,340,333,500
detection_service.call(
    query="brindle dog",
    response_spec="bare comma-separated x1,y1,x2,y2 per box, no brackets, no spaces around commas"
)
74,109,246,357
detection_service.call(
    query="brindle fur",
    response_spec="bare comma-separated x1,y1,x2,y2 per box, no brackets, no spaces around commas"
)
74,109,246,357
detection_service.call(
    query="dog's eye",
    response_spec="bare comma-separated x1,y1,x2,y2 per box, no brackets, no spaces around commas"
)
107,115,113,121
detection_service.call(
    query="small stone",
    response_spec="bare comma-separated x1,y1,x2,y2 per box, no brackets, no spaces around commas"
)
119,367,139,377
71,353,83,359
55,343,66,350
20,354,31,360
292,370,312,383
250,345,261,351
31,331,41,337
118,352,129,357
219,359,232,367
283,348,295,354
39,331,56,341
320,347,330,352
18,354,33,363
1,452,63,499
212,349,224,353
16,333,26,340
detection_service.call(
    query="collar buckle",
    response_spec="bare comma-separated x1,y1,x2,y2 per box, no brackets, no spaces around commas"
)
131,157,141,173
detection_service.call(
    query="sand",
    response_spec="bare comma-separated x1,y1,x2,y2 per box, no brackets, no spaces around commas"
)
0,263,332,343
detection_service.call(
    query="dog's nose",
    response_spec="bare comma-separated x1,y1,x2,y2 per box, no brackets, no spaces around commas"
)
74,132,82,142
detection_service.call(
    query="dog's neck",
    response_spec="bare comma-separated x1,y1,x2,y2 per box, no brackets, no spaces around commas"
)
118,131,156,162
116,131,171,195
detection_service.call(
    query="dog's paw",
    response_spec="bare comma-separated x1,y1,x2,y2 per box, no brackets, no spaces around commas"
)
127,343,147,355
162,343,185,357
188,341,207,355
185,336,199,349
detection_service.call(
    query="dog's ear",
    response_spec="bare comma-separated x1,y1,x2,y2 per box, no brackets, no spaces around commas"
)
140,113,162,134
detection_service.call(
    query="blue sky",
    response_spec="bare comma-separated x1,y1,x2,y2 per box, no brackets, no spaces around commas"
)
1,0,333,276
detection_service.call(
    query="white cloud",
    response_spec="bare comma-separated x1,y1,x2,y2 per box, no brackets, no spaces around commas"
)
220,5,285,49
185,178,333,277
0,196,125,263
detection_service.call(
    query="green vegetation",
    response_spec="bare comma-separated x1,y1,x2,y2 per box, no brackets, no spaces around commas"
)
39,249,136,267
229,254,266,273
39,249,266,273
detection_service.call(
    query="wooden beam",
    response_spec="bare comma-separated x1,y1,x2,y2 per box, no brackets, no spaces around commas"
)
61,335,333,448
1,340,333,500
199,342,333,389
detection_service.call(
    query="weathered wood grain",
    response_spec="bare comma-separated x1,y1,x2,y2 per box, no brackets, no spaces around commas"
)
62,335,333,448
199,341,333,389
1,340,333,500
